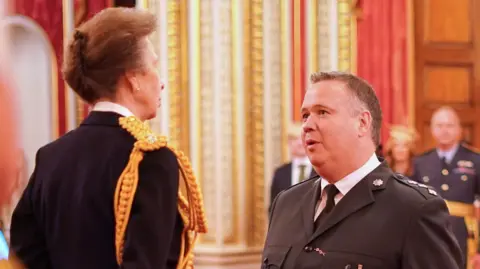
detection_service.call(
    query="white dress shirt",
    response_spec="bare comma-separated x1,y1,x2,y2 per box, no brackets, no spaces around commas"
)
291,156,312,185
91,101,134,117
436,143,459,164
314,153,380,221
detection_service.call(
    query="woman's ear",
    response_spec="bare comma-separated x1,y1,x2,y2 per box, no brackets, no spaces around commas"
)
124,72,140,92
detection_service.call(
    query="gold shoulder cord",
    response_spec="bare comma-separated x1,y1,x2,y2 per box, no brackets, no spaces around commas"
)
115,116,208,269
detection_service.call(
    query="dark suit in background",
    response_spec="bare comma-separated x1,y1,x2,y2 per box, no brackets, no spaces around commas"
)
412,143,480,263
10,112,183,269
263,163,463,269
269,162,316,213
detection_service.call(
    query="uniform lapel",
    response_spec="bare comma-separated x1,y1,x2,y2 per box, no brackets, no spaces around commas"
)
301,177,322,238
308,164,391,243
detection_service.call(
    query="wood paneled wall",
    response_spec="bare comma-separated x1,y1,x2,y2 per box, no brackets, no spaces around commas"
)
414,0,480,150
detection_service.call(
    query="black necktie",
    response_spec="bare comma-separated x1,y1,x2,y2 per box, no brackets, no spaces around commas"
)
314,184,340,230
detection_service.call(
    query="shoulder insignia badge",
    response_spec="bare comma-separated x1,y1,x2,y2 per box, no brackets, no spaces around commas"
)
116,116,207,268
463,143,480,154
427,188,438,196
373,179,383,187
394,176,438,198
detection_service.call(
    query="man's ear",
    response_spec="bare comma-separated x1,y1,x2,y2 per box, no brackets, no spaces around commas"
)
124,72,140,92
358,111,372,137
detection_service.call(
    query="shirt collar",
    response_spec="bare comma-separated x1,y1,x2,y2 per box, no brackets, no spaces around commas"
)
436,143,459,163
91,101,134,117
321,153,381,196
292,156,311,166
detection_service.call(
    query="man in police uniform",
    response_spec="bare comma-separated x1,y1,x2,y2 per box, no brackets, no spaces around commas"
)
412,106,480,269
262,72,463,269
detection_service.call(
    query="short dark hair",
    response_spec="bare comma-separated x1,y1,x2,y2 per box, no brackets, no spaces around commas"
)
62,7,157,104
309,71,383,146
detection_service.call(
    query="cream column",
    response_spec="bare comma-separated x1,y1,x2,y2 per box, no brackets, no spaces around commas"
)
192,0,268,268
307,0,340,75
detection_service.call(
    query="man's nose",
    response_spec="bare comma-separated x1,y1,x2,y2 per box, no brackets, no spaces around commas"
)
302,117,314,132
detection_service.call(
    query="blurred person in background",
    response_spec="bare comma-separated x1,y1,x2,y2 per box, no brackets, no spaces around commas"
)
0,0,20,209
384,125,418,176
269,123,316,213
412,106,480,269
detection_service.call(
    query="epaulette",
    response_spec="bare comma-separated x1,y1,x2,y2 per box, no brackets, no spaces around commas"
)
392,173,438,199
417,148,435,157
463,143,480,154
115,116,207,268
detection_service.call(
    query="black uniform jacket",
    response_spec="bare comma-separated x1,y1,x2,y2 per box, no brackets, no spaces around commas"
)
10,111,183,269
411,144,480,257
262,162,463,269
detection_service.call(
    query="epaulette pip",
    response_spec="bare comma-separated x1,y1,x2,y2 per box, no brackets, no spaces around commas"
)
115,116,207,268
392,173,438,199
463,143,480,154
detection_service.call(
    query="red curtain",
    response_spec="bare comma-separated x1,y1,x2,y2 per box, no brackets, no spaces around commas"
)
356,0,408,145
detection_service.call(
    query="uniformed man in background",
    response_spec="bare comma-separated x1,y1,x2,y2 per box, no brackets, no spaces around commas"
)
412,106,480,269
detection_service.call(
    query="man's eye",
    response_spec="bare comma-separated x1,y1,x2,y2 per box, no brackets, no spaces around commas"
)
319,110,328,115
301,113,309,121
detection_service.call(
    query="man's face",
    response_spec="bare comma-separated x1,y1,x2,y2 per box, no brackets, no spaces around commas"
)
431,109,461,148
300,80,367,170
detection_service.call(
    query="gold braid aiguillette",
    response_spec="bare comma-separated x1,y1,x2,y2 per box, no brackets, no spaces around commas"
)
115,116,208,268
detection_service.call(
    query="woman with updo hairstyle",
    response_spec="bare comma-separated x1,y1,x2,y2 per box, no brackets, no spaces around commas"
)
9,7,206,269
384,125,418,176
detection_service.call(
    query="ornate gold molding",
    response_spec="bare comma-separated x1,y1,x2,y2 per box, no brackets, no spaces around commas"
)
244,0,265,247
167,0,190,156
337,0,356,73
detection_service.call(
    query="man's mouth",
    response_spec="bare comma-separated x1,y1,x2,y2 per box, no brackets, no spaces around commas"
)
305,139,318,146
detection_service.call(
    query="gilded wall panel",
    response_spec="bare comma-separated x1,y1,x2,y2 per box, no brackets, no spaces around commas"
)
244,0,266,248
263,1,284,192
337,0,355,72
167,0,190,155
318,0,332,71
199,0,216,244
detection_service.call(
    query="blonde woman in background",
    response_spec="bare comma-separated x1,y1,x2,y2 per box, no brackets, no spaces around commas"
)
384,125,418,176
